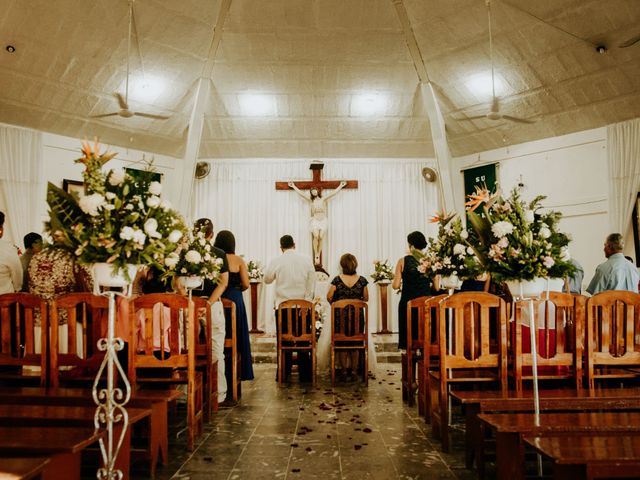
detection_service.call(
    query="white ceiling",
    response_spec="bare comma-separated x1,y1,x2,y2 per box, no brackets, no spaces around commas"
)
1,0,639,159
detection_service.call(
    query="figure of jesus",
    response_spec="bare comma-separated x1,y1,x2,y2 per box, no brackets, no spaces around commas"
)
288,180,347,266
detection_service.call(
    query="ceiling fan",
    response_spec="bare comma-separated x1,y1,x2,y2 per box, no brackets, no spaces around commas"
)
456,0,535,125
92,0,169,121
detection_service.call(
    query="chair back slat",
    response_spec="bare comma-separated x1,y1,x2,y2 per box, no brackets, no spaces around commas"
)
278,299,315,342
331,299,367,341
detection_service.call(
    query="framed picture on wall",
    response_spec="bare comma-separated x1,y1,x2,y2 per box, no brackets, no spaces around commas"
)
62,179,85,198
125,167,162,185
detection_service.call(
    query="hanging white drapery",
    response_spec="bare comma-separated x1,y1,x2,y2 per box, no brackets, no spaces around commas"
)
192,158,439,338
607,118,640,235
0,124,44,245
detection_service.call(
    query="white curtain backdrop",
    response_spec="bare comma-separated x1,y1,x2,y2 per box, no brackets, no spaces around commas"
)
192,158,439,336
0,124,44,246
607,117,640,235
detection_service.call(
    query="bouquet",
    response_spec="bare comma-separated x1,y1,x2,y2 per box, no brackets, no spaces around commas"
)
45,141,187,279
314,301,326,341
371,259,395,283
414,210,481,280
247,260,264,281
465,186,574,282
163,227,224,281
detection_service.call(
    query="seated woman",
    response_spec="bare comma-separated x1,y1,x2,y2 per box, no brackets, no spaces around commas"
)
327,253,368,382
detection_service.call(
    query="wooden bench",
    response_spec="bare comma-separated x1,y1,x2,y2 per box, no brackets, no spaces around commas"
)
479,411,640,480
0,426,101,480
450,388,640,473
524,434,640,479
0,457,50,480
0,387,178,477
0,404,150,479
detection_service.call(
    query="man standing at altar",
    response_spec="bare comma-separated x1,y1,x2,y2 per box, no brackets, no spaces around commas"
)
586,233,639,295
0,211,22,294
194,218,230,405
264,235,316,381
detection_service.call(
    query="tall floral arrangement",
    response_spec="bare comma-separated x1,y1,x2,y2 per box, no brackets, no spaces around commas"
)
45,141,187,277
371,259,395,283
163,227,223,281
414,211,481,280
465,187,574,282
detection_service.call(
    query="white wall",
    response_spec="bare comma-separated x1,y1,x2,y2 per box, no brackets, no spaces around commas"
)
453,127,609,290
35,132,186,241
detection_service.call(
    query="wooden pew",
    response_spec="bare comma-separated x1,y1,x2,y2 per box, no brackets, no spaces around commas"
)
524,434,640,479
0,426,101,480
0,457,50,480
450,388,640,473
0,404,150,479
0,386,178,477
479,411,640,480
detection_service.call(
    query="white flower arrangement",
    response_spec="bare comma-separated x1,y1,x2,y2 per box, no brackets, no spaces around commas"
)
164,227,223,281
246,260,264,281
371,259,395,283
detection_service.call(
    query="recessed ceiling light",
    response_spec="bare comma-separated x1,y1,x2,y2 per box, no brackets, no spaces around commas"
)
465,73,504,99
351,93,387,116
5,45,16,53
238,93,276,116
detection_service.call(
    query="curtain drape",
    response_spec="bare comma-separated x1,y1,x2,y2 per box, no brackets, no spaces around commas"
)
192,158,439,336
607,118,640,236
0,124,44,246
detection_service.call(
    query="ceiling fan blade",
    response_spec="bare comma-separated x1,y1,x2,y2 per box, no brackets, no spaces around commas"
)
134,112,170,120
501,115,536,124
114,93,128,110
91,112,120,118
619,33,640,48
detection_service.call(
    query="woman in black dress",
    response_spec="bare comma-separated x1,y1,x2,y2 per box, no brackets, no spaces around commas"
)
327,253,368,380
392,231,434,350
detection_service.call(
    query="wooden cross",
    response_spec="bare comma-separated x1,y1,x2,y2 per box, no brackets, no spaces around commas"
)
275,163,358,192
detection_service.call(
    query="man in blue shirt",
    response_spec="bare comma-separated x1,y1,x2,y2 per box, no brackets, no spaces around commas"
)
586,233,639,295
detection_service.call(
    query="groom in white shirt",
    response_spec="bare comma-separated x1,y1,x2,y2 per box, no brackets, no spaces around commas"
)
264,235,316,381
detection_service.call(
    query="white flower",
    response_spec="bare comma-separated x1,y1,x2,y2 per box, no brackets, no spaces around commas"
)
104,204,115,211
561,247,571,261
120,226,135,240
132,229,146,245
491,221,514,238
79,193,107,216
460,230,469,240
164,252,179,268
146,196,161,208
453,243,467,257
149,181,162,195
315,320,322,330
105,192,116,200
214,257,224,265
204,253,211,261
125,203,134,210
524,210,535,223
185,250,202,264
168,230,183,243
199,238,206,246
539,226,551,239
109,168,126,186
497,237,509,249
543,256,555,268
144,218,161,238
467,247,474,255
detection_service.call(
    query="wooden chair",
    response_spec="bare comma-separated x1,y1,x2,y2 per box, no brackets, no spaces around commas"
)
192,296,218,419
586,291,640,389
48,293,109,388
420,294,448,423
330,299,368,386
277,299,317,386
402,296,428,406
129,293,203,451
221,298,241,402
0,293,48,387
510,292,586,392
429,292,508,452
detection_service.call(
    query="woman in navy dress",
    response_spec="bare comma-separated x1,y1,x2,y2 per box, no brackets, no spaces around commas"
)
392,231,435,350
214,230,254,382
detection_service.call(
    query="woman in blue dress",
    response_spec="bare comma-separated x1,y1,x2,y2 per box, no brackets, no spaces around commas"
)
214,230,254,382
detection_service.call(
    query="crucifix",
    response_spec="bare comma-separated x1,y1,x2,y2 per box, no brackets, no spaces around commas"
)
276,163,358,268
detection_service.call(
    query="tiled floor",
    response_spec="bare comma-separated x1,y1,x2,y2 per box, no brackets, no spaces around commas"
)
154,364,476,480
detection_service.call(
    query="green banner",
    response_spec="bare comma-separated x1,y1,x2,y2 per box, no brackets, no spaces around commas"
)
463,164,497,200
